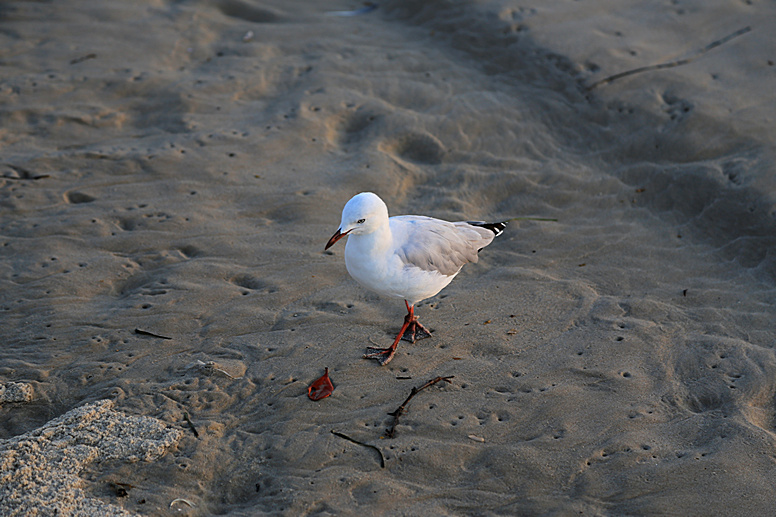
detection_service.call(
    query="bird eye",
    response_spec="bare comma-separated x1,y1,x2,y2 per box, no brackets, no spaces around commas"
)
357,218,365,224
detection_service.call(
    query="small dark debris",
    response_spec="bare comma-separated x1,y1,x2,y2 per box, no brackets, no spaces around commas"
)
109,482,135,497
70,53,97,65
183,413,199,438
134,328,172,340
331,430,385,468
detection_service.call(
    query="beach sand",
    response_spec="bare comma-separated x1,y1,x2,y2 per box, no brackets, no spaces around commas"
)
1,0,775,514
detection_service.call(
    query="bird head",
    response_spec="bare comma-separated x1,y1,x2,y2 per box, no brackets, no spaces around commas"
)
325,192,389,249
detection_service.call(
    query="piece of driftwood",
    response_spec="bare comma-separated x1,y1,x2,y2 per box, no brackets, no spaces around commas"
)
386,376,454,438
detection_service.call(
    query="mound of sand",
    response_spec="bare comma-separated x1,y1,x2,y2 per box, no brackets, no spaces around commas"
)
0,400,181,517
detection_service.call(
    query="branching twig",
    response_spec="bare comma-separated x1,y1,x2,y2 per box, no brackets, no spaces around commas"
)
331,430,385,468
587,26,752,91
386,376,454,438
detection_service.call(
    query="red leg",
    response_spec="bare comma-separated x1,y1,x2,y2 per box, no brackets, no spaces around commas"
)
364,308,413,366
364,301,432,366
401,301,432,343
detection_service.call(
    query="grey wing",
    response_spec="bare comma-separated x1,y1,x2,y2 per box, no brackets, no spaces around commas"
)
392,216,495,276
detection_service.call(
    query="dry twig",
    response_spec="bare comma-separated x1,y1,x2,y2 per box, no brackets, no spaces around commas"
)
386,376,454,438
183,413,199,438
587,26,752,90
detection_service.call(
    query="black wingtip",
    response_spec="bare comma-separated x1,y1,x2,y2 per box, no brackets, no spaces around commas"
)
468,220,508,237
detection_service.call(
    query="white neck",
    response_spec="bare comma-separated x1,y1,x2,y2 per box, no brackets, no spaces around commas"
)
348,219,392,256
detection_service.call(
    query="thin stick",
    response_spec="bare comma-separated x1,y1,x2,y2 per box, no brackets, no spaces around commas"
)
134,328,172,340
183,413,199,438
386,376,454,438
70,53,97,65
586,26,752,91
331,430,385,468
1,174,50,181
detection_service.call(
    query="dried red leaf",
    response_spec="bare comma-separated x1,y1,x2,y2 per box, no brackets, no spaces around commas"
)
308,367,334,401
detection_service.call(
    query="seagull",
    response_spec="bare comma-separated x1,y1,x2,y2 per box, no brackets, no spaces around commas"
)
325,192,507,366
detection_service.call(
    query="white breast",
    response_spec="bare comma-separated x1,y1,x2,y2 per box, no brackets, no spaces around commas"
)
344,225,459,306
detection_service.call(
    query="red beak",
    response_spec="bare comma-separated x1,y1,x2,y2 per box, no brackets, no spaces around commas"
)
325,228,351,250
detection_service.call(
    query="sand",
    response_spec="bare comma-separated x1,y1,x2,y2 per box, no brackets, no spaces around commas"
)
0,400,182,516
1,0,775,514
